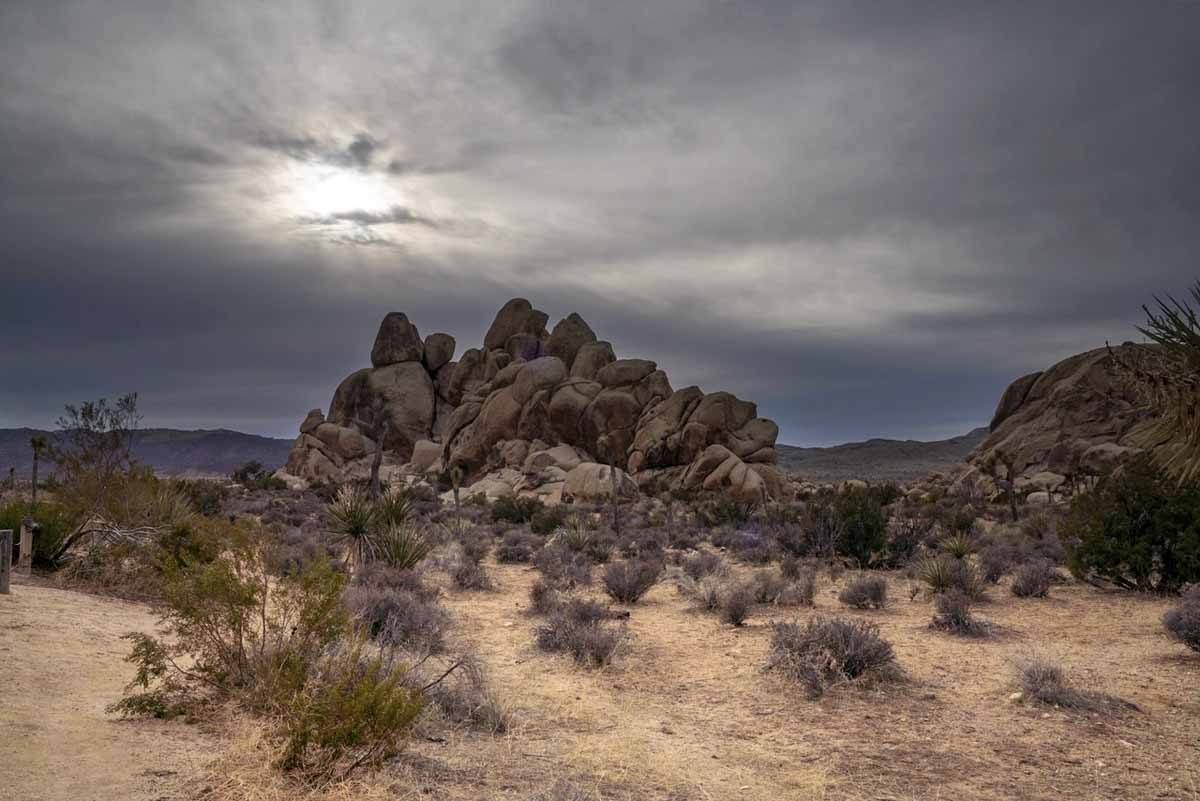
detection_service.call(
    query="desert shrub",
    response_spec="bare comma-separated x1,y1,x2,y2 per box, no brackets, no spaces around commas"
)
780,554,803,579
232,460,287,491
750,569,788,604
834,487,888,567
173,479,226,517
423,657,509,733
782,568,817,607
838,575,888,609
618,528,668,560
343,584,448,655
276,642,423,782
667,525,701,550
1163,585,1200,653
535,602,625,666
694,496,759,528
1066,456,1200,592
930,589,989,636
528,578,561,615
916,556,986,600
677,575,723,612
682,550,727,581
1015,655,1130,712
720,583,755,626
457,527,492,564
496,530,543,563
530,505,570,536
978,543,1021,583
771,522,811,558
881,516,931,567
602,558,662,603
766,617,898,698
451,555,493,590
491,495,544,524
1011,560,1055,598
1018,510,1067,563
535,543,593,588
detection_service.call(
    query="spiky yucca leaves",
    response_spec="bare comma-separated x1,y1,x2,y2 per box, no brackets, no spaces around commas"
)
328,486,382,567
1113,282,1200,484
939,532,976,560
377,486,416,527
376,523,432,571
548,514,595,552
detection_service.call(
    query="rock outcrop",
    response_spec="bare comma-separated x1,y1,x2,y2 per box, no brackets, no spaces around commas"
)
951,344,1161,498
279,298,781,502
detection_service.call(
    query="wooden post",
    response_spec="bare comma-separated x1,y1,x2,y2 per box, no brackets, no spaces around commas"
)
1,529,12,594
18,519,33,575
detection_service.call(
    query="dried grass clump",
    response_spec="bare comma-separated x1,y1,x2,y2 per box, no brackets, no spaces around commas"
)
535,600,626,667
535,543,593,588
766,617,899,698
602,558,663,603
1011,559,1055,598
496,530,543,563
677,575,723,612
1163,585,1200,653
930,589,991,637
682,550,728,581
837,575,888,609
422,657,510,734
1015,655,1132,713
343,584,448,655
719,582,755,626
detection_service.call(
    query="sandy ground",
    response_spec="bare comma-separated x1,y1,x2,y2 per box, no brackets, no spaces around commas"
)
3,562,1199,801
0,576,212,801
392,561,1200,801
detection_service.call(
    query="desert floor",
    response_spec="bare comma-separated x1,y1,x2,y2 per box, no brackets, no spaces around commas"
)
2,562,1198,801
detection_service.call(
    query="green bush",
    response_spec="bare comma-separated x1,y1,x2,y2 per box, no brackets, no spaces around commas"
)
530,505,569,535
172,479,227,517
491,495,544,524
1066,456,1200,592
834,487,888,567
110,522,425,782
0,501,73,568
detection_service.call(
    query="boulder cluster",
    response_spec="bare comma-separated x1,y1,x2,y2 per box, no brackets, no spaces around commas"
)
948,344,1159,503
280,299,782,503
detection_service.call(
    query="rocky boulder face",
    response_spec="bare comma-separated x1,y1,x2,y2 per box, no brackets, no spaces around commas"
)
950,344,1160,499
279,298,782,503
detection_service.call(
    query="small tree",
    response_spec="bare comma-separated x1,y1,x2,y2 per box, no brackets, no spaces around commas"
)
984,449,1021,522
596,434,621,535
50,393,141,520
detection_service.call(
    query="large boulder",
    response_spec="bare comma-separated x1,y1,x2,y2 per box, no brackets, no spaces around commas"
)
562,462,638,501
483,298,549,351
423,333,456,373
365,362,436,459
545,313,597,371
954,344,1159,489
570,341,616,380
371,312,424,367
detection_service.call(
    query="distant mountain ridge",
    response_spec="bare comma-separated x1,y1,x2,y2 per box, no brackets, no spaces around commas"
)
0,427,294,478
777,427,988,483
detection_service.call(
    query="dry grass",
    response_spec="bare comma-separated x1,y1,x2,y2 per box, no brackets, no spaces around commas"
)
5,559,1200,801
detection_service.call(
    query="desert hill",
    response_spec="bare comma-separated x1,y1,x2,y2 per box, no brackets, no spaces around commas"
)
0,427,293,478
777,427,988,484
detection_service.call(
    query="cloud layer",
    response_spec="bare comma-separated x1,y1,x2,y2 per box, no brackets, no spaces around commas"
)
1,1,1197,444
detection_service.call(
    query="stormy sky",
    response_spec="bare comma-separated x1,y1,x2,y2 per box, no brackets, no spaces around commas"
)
1,1,1197,446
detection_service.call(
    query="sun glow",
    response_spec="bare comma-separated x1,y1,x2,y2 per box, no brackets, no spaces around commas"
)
280,163,403,219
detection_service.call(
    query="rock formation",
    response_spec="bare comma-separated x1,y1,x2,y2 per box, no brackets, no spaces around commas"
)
950,344,1162,499
279,299,781,502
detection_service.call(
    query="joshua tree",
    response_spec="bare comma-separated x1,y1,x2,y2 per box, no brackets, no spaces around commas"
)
29,434,47,511
596,434,622,535
985,449,1020,522
1112,281,1200,484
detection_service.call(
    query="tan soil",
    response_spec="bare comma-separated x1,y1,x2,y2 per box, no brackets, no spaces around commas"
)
4,561,1199,801
0,576,212,801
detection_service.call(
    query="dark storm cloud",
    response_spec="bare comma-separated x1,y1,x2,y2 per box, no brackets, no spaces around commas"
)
1,0,1198,444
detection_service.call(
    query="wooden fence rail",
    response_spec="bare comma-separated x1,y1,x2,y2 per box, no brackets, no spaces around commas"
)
0,529,12,594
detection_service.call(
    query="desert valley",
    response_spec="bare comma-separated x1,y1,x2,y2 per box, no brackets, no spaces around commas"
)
3,4,1199,800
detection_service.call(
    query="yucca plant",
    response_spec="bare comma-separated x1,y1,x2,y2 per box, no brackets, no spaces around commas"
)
1113,281,1200,484
328,486,381,568
376,523,432,570
917,555,986,599
548,515,594,552
939,532,976,560
378,486,416,527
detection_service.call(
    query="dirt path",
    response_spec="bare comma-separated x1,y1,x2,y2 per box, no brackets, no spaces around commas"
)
0,578,212,801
